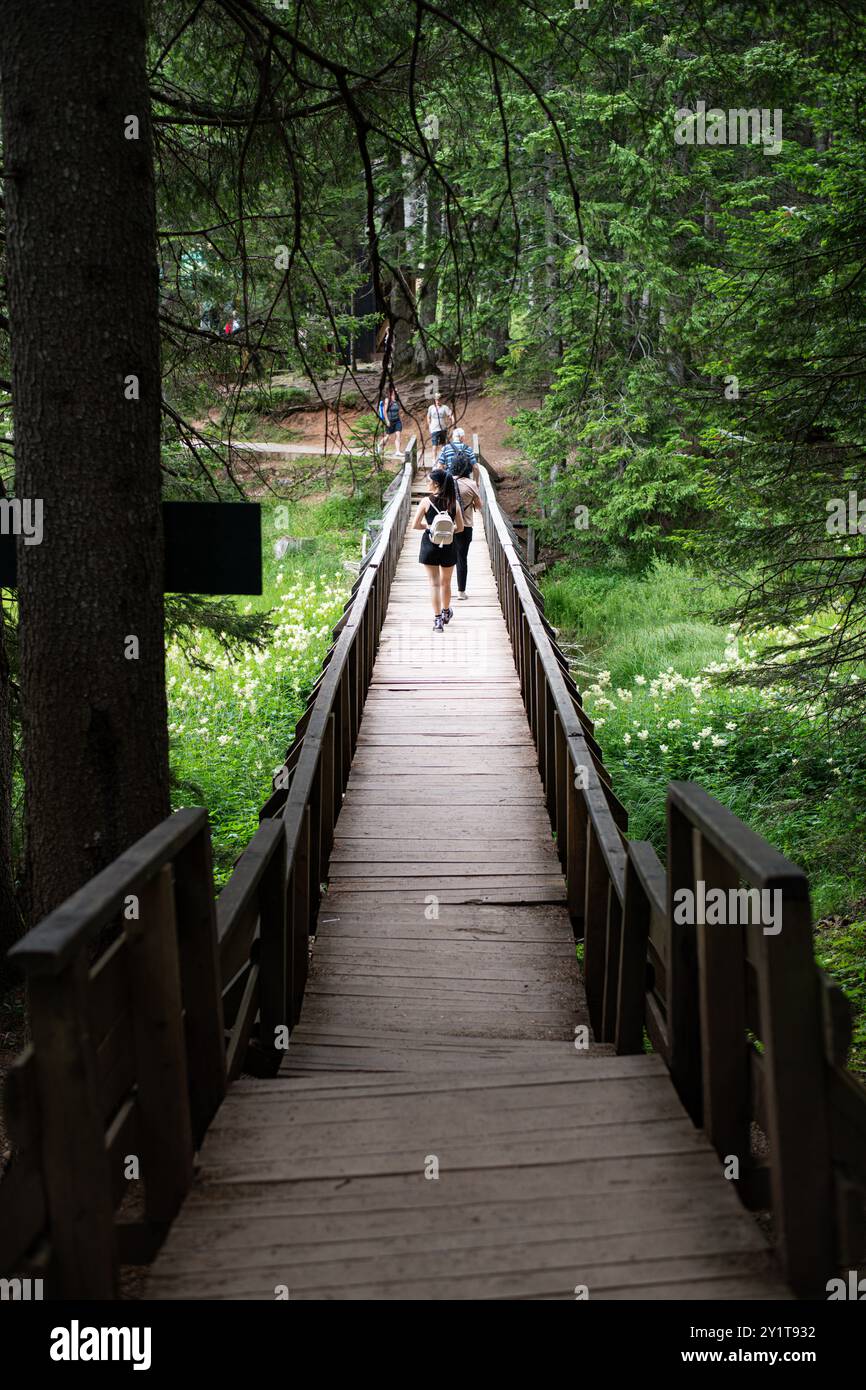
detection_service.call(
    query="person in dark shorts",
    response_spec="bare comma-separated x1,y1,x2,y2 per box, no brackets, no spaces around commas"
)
412,468,465,631
384,388,403,455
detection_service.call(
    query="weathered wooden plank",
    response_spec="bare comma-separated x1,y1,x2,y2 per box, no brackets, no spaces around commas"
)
330,842,560,863
223,1055,665,1101
310,954,576,984
324,873,564,890
152,1222,772,1287
148,1185,759,1253
333,813,553,834
158,1266,780,1302
313,919,575,941
152,1146,734,1215
298,1000,577,1039
318,887,567,906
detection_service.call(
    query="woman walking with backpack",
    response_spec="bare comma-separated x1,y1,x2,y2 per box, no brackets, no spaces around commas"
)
412,468,464,632
383,387,403,456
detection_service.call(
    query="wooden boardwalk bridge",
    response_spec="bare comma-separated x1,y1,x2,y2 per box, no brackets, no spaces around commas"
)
1,441,865,1301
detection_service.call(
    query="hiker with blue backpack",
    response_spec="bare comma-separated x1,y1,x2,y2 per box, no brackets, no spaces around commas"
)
412,468,465,632
378,387,404,456
440,427,478,481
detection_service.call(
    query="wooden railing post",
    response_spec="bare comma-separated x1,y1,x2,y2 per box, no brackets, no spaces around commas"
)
667,794,702,1124
340,661,352,780
522,615,533,736
753,896,836,1296
545,683,557,826
534,651,545,780
290,806,311,1023
583,824,608,1036
554,720,568,862
348,636,360,751
321,711,336,872
693,835,750,1172
173,821,227,1143
26,952,117,1297
127,866,194,1226
601,882,623,1044
308,754,323,917
258,820,288,1056
565,749,588,932
366,591,376,686
615,843,657,1054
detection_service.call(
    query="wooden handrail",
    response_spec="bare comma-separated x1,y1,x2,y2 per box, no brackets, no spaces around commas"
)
278,441,417,866
256,437,418,1026
8,806,207,976
667,780,810,898
478,459,627,1031
480,463,866,1297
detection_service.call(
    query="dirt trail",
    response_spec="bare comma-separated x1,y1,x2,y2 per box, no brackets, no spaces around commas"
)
212,374,541,519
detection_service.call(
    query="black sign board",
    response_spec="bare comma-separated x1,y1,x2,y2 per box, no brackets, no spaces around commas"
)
0,501,262,595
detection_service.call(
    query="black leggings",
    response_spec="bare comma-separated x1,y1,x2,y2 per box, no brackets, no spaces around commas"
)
454,526,473,593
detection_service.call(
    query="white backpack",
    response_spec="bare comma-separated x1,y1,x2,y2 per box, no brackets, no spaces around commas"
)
428,505,456,547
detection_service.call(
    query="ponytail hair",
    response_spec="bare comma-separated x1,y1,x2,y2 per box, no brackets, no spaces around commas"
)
429,467,458,518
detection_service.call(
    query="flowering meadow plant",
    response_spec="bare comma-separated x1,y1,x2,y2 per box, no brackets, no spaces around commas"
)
167,565,347,885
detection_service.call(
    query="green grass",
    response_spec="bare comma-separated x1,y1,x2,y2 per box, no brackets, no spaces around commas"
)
541,560,730,683
543,558,866,1076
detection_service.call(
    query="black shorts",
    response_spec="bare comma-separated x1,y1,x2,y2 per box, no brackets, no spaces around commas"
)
386,418,402,435
419,534,458,567
431,430,446,446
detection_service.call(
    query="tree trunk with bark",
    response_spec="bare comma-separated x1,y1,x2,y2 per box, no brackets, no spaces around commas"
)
0,0,170,923
412,174,440,375
485,310,510,368
543,148,563,362
384,147,415,373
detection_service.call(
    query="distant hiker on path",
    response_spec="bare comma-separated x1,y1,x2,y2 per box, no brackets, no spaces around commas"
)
413,467,465,632
384,388,403,456
426,392,454,462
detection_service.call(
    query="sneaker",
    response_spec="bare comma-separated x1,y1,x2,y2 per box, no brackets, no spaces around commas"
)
442,607,453,624
456,592,468,601
433,614,445,632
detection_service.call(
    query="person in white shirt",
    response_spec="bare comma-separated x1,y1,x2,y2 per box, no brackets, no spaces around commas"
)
426,393,454,462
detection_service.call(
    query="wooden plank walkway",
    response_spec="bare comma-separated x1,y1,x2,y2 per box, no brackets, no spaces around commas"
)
148,510,787,1300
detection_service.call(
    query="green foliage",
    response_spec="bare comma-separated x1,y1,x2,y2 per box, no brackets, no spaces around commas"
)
514,357,706,566
491,3,866,724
